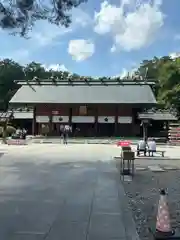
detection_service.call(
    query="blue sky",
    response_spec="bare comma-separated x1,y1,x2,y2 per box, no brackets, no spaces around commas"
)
0,0,180,77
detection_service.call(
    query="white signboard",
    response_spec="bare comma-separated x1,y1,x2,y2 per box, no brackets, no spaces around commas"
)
36,116,49,123
72,116,95,123
52,116,69,123
118,116,132,124
13,112,33,119
98,116,115,123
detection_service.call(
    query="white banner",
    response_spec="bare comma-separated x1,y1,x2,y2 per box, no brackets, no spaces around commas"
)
72,116,95,123
118,116,132,123
52,116,69,123
13,112,33,119
36,116,49,123
98,116,115,123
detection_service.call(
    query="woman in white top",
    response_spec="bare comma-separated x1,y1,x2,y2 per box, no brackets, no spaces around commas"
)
147,138,156,156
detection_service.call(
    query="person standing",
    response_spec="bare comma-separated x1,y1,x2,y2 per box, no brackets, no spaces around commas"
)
59,124,64,141
22,128,27,139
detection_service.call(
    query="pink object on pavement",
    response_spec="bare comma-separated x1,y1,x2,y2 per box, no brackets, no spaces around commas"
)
117,140,131,146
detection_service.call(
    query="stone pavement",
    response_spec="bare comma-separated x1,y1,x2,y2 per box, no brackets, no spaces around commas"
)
30,137,140,145
29,136,168,145
31,138,120,144
0,144,139,240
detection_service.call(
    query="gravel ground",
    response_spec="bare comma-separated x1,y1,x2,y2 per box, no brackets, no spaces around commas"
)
122,170,180,240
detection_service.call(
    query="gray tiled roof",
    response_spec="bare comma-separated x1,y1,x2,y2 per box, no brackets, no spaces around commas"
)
10,85,156,104
138,112,177,120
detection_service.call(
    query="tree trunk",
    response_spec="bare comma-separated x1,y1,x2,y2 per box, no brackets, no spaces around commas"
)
2,121,7,144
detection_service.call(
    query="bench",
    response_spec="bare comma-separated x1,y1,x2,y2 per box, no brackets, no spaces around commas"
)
148,150,165,157
135,150,165,157
136,149,146,156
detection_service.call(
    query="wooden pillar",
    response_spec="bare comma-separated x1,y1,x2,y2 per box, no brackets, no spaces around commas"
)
166,121,169,130
69,107,72,125
49,113,52,136
142,122,148,141
32,106,36,136
114,105,118,136
95,106,98,137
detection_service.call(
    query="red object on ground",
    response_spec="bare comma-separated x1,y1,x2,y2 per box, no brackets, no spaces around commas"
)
117,140,131,146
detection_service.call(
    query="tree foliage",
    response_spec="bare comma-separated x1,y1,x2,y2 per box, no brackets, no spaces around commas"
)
0,0,87,36
138,56,180,113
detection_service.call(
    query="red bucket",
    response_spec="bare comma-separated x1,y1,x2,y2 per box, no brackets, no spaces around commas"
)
117,140,131,147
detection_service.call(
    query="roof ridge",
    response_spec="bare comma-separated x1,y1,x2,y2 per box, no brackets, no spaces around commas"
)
15,80,156,86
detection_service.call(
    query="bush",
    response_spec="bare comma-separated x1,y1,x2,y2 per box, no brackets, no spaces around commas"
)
0,125,16,136
41,124,49,136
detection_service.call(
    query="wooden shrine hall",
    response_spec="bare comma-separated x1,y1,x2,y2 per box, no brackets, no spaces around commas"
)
9,78,157,137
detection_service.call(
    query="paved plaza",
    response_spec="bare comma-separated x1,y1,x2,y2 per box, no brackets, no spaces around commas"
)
0,143,180,239
0,144,142,240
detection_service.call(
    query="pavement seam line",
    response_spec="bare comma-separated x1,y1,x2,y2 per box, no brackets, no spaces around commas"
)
42,199,66,240
85,167,99,240
116,172,141,240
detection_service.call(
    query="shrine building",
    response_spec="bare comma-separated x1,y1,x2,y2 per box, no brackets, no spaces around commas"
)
9,78,157,137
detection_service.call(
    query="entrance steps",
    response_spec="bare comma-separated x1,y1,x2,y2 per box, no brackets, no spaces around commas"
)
31,138,119,144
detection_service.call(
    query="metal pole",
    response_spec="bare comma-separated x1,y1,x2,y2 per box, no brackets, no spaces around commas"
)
143,122,147,141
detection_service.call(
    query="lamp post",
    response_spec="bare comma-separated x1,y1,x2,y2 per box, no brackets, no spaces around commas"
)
140,119,150,141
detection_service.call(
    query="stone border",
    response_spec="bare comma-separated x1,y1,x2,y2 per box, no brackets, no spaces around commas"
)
115,169,141,240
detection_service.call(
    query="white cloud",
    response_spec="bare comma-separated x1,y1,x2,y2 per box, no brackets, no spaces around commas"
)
94,0,164,52
68,39,95,61
43,64,69,72
113,67,138,78
112,69,128,78
169,52,180,59
120,68,129,78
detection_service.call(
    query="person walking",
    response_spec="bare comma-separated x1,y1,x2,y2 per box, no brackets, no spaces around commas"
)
59,124,64,142
63,125,70,144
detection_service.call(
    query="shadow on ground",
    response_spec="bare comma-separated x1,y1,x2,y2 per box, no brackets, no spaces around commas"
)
123,170,180,240
0,157,133,240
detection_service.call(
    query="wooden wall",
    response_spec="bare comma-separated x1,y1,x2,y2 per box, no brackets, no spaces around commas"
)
36,104,132,116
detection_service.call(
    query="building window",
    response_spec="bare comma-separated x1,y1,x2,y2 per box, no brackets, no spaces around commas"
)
79,106,87,115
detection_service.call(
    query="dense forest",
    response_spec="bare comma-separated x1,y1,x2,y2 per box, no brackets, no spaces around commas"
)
0,56,180,114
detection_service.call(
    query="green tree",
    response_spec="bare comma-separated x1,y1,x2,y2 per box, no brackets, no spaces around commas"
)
0,59,24,109
0,0,87,36
157,57,180,112
138,55,180,114
24,62,46,80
